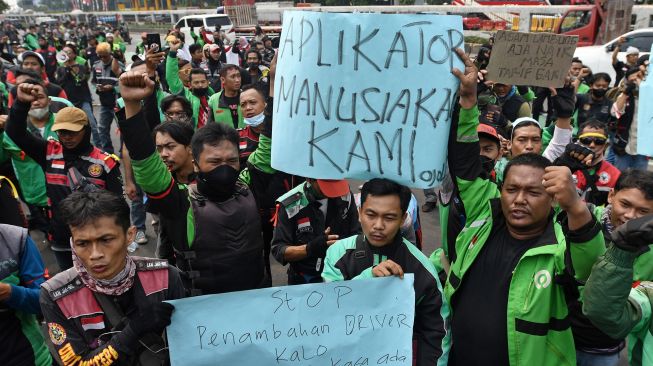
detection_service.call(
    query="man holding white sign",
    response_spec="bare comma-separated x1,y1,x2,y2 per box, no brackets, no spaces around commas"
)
323,178,449,366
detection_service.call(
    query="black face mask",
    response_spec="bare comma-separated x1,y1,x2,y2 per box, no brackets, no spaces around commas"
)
192,87,208,97
592,88,607,98
196,164,239,201
480,155,496,174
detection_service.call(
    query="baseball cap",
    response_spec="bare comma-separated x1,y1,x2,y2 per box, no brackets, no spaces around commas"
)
52,107,88,132
18,51,45,66
209,44,221,53
477,123,500,142
106,33,114,38
315,179,350,198
626,46,640,56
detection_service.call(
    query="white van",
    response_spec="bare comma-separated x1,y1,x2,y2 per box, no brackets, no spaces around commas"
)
175,14,236,45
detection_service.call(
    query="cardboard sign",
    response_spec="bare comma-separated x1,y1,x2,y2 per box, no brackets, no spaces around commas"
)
271,11,464,189
486,30,578,88
636,44,653,157
166,275,416,366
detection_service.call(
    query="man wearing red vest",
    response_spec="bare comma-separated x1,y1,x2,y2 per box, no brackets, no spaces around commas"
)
5,82,122,271
40,190,185,366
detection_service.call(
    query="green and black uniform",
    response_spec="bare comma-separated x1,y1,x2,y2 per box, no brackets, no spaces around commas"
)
445,105,605,366
165,51,215,129
208,90,244,129
271,182,360,285
583,245,653,366
323,234,450,366
118,109,265,296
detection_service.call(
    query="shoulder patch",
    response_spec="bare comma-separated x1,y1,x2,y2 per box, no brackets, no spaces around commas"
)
134,257,170,296
280,192,303,207
44,269,84,301
281,192,305,219
133,256,168,271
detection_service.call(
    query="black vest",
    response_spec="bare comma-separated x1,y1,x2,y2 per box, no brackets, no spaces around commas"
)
175,183,265,295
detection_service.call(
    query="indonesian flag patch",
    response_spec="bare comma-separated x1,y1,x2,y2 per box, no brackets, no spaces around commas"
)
239,141,247,150
297,217,311,229
51,160,65,170
81,315,105,331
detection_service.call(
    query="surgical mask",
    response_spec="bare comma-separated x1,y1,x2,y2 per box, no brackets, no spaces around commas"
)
244,111,265,127
480,155,496,174
591,88,607,98
28,107,49,120
196,164,239,201
192,87,208,97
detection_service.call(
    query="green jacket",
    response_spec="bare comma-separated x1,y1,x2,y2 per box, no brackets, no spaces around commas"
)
0,81,8,110
0,114,56,206
445,106,605,366
24,33,39,51
208,90,244,129
323,235,451,366
591,205,653,281
165,52,215,129
583,246,653,366
190,30,205,47
58,55,87,68
135,41,146,56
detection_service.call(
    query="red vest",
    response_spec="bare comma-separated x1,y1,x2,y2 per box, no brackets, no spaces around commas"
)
44,139,118,207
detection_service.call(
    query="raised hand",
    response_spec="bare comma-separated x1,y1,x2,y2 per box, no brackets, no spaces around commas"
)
451,48,478,109
119,71,155,103
16,83,39,104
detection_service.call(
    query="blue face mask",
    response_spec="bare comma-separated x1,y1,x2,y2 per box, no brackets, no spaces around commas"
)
244,112,265,127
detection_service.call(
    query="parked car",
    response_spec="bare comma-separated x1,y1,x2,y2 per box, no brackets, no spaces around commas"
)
573,28,653,85
175,14,236,45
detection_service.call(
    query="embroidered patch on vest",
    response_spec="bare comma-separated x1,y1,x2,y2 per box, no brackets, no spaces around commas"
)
87,164,103,177
297,217,312,233
51,160,65,169
81,315,105,331
48,322,67,345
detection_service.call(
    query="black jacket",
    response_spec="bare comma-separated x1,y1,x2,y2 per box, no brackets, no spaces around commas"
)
271,183,360,283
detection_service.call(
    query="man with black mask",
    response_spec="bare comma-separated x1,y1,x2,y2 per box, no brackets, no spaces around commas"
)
166,39,215,129
575,73,614,126
6,82,122,271
117,71,266,296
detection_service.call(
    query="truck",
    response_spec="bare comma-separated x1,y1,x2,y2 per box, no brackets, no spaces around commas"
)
555,0,634,46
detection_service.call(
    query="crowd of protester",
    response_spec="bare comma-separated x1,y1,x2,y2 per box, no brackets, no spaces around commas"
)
1,17,653,366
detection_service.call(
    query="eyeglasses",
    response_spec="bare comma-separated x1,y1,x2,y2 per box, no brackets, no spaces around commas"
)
579,137,607,146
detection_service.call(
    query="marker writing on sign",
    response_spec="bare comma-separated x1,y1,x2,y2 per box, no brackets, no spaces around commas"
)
279,17,463,73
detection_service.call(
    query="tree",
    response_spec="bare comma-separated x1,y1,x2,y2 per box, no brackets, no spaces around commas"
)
0,0,10,12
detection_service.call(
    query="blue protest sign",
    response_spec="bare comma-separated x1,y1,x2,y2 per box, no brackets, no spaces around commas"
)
271,11,463,189
637,43,653,157
166,275,415,366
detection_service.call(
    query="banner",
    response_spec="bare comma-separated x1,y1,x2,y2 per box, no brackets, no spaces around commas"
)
486,30,578,88
167,275,416,366
271,11,464,188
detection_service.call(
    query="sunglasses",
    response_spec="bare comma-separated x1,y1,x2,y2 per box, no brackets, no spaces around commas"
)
579,137,607,146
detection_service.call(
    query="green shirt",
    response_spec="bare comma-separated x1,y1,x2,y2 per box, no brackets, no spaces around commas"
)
0,114,57,206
